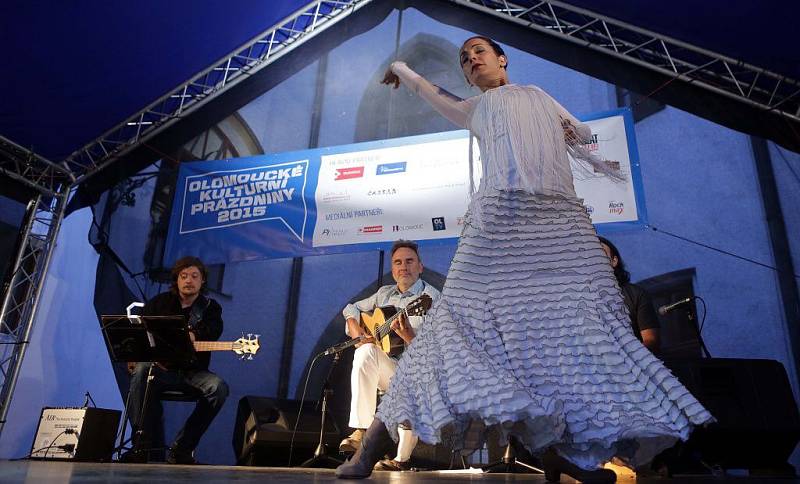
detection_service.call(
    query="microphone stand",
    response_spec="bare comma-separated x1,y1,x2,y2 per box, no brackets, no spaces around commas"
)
483,436,543,474
685,304,712,358
300,352,343,468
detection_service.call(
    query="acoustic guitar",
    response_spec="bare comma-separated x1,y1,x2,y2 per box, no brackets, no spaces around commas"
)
360,294,433,357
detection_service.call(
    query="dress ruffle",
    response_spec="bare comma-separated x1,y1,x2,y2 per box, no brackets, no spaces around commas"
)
376,190,713,470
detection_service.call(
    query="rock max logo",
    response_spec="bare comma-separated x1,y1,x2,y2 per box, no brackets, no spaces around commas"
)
608,201,624,215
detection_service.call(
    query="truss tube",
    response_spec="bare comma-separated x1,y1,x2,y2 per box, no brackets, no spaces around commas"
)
534,0,798,81
0,136,73,197
448,0,800,123
0,167,59,198
0,136,74,179
0,190,68,437
0,198,39,334
69,0,374,187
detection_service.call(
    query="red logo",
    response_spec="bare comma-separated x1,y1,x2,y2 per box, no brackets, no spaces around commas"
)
334,166,364,180
358,225,383,234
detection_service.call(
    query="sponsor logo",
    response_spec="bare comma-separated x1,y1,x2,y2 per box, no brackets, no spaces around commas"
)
392,223,424,232
584,134,600,152
367,188,398,196
321,190,350,202
608,201,624,215
376,161,407,176
456,216,465,226
358,225,383,234
413,181,466,192
320,228,348,237
334,166,364,180
329,155,379,166
585,205,595,215
431,217,446,231
324,207,383,221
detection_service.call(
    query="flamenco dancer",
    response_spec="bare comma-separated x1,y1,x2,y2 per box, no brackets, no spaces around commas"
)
336,36,713,482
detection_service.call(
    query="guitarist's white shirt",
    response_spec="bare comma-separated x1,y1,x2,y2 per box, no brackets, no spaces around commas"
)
343,279,441,337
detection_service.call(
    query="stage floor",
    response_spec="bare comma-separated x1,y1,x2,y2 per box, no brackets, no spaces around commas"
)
1,461,799,484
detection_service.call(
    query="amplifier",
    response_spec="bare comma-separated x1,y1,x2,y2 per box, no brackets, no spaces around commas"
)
233,396,339,466
30,407,121,461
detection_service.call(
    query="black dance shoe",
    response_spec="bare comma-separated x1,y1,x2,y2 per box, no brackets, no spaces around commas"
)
167,446,197,465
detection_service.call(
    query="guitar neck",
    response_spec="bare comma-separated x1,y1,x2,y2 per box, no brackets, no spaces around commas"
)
193,341,235,352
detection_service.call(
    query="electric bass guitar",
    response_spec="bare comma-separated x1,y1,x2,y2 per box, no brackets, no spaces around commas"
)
192,334,260,359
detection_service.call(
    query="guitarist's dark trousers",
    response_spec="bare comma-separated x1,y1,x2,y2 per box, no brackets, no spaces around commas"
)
128,362,229,457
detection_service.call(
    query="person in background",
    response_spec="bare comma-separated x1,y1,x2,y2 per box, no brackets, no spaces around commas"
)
339,239,441,471
125,256,228,465
598,236,661,354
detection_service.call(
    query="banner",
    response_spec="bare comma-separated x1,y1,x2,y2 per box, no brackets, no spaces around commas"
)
165,108,645,265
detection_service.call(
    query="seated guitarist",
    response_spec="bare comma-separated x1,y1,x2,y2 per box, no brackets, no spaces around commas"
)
340,240,441,471
124,256,229,464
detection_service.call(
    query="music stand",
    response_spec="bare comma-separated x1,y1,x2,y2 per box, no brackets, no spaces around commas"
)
99,314,196,461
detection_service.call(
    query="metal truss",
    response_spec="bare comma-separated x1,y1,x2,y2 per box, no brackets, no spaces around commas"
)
451,0,800,123
0,191,68,435
0,136,75,198
63,0,374,186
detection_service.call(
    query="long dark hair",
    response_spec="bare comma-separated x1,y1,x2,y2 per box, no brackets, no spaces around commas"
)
598,236,630,286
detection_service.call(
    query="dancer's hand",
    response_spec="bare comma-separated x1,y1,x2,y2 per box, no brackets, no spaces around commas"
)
381,67,400,89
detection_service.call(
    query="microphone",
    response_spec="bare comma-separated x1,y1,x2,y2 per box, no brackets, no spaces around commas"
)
658,297,693,316
321,337,360,356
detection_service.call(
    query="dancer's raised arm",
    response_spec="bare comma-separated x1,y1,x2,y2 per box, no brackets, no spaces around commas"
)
381,61,476,129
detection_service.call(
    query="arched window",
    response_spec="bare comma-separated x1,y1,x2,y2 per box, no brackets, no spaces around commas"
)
355,33,474,142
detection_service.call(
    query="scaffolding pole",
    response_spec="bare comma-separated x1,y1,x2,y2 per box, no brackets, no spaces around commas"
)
0,190,69,437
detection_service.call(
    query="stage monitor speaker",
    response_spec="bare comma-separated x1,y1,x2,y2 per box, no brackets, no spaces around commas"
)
663,358,800,471
30,407,121,461
233,396,339,467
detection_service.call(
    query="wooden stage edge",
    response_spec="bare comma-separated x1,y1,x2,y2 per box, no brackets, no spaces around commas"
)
2,460,799,483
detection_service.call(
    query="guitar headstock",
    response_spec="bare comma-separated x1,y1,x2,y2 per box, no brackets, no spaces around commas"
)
233,334,260,359
405,294,433,316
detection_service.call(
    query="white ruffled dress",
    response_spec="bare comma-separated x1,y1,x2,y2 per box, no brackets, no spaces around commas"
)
375,62,713,470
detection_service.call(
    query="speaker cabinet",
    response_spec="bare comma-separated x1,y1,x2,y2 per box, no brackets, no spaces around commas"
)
30,407,121,461
233,396,339,466
662,358,800,472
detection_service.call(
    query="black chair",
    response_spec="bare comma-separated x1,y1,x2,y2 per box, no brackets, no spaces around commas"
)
117,384,203,462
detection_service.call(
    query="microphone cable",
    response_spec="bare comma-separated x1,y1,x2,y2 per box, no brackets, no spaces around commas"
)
287,351,324,466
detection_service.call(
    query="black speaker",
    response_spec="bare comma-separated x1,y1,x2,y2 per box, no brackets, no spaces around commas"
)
662,358,800,472
233,396,339,466
30,407,121,462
